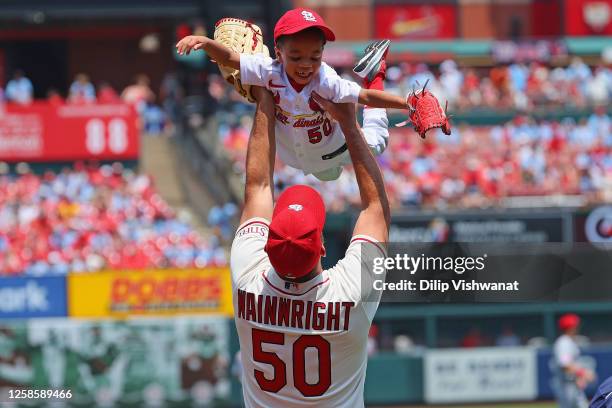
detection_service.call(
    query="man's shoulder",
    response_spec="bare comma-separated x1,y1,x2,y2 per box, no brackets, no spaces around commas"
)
325,235,386,278
233,218,269,239
230,218,271,287
346,235,387,257
230,218,270,259
554,335,576,350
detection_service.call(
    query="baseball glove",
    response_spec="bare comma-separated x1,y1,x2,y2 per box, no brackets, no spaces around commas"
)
214,18,270,103
397,80,451,139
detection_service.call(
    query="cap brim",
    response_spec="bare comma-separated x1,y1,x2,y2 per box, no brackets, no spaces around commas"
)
279,24,335,42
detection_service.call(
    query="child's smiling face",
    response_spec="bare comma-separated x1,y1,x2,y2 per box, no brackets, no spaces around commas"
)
276,28,325,86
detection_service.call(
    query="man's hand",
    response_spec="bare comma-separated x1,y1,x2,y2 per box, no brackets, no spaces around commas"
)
311,92,389,242
176,36,208,55
576,368,596,389
311,92,358,126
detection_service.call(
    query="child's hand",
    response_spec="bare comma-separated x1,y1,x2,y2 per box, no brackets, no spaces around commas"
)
176,36,208,55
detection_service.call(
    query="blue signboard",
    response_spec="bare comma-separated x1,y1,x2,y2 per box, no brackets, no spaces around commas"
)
0,276,67,318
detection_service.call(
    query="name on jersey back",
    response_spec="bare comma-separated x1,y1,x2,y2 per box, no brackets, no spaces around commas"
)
237,289,354,332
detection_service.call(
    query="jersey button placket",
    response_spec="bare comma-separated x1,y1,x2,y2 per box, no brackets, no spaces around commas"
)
295,139,304,162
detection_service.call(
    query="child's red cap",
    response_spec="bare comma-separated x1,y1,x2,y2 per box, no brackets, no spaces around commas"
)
274,8,335,44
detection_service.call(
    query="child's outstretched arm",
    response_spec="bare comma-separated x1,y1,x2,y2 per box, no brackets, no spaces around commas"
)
176,36,241,70
358,89,408,110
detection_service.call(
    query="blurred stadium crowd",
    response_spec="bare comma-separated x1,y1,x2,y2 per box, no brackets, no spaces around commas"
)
386,57,611,110
0,163,226,276
2,70,169,135
223,112,612,210
216,59,612,211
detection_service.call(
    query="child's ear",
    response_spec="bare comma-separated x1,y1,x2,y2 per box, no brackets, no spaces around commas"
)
274,46,282,63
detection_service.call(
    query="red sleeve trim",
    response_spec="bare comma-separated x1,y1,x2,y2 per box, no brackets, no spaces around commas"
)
235,220,269,235
350,237,386,257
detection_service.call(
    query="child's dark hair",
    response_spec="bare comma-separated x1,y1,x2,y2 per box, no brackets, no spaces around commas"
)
276,27,326,47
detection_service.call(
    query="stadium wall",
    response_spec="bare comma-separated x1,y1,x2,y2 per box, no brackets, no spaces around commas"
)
0,268,235,406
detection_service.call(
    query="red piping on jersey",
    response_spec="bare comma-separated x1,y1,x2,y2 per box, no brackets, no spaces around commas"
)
235,220,269,235
350,237,386,257
268,79,286,89
262,271,330,296
287,75,306,92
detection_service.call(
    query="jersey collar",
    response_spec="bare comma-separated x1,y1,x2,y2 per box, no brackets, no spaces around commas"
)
264,267,329,296
287,75,306,93
281,66,317,96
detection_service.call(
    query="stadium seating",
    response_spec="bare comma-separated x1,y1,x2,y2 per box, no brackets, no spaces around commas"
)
0,163,226,276
219,107,611,211
380,58,611,111
208,59,612,115
210,58,611,211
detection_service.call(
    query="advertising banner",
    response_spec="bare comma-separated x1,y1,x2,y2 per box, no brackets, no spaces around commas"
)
492,40,568,63
565,0,612,35
0,276,67,319
0,103,138,162
390,212,567,243
574,205,612,243
68,268,233,318
0,317,231,407
424,347,537,403
375,4,457,39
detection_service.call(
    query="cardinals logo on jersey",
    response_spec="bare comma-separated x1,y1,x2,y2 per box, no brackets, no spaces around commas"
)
308,94,324,115
272,91,291,125
271,90,334,142
292,93,328,125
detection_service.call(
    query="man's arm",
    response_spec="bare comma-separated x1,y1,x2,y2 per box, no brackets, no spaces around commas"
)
358,89,408,110
311,92,390,242
176,36,241,70
239,87,276,224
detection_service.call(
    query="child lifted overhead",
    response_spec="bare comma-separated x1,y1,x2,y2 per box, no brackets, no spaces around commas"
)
177,8,449,181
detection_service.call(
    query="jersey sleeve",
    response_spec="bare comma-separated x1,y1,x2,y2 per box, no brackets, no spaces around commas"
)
330,235,387,322
319,63,361,103
230,217,271,288
239,54,276,87
554,337,576,367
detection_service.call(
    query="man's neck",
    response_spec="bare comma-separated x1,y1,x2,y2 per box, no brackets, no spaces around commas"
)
285,265,322,284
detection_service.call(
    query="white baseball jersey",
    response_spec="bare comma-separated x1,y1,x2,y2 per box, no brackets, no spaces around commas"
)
240,54,361,175
554,334,580,368
230,217,386,407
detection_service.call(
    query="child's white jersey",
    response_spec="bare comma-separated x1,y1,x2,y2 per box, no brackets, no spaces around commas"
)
240,54,362,175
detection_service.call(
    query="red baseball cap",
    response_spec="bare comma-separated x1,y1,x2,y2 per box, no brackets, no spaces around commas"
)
558,313,581,332
264,185,326,279
274,8,335,44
